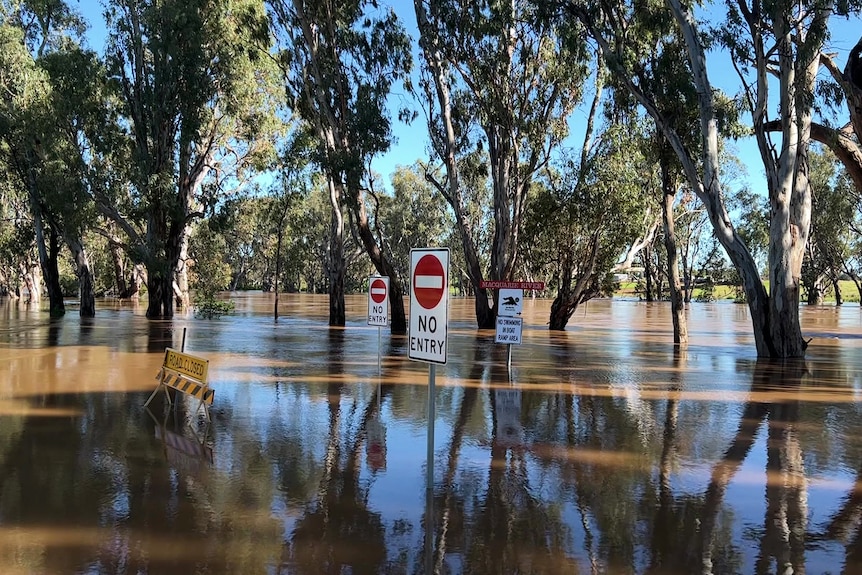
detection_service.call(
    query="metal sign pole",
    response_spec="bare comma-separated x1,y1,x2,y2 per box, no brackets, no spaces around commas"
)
426,363,436,490
507,343,512,375
378,326,382,375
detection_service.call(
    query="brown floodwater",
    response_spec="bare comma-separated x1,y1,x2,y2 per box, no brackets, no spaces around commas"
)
2,293,862,574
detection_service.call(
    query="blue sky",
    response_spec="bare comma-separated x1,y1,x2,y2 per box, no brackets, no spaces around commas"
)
74,1,861,198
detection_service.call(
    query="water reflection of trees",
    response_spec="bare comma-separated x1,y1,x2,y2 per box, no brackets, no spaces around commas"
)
497,353,832,574
281,328,392,574
425,339,578,574
10,311,862,573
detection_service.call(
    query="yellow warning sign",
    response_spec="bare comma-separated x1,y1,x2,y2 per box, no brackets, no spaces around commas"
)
163,348,209,383
145,347,214,418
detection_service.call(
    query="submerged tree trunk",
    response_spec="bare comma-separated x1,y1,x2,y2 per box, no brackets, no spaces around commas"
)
327,178,346,327
145,205,184,319
26,156,64,317
21,262,39,303
661,155,687,345
354,189,407,334
549,234,600,330
644,244,654,302
174,225,191,309
110,237,127,298
275,219,283,322
43,223,65,318
67,236,95,318
833,274,843,306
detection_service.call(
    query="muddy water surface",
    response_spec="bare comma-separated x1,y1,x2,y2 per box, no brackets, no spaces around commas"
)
2,294,862,574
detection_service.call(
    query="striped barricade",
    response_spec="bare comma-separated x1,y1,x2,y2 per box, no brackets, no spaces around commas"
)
145,348,214,419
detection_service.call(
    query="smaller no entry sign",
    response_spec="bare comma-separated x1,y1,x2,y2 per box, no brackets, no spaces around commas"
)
368,276,389,327
409,248,449,364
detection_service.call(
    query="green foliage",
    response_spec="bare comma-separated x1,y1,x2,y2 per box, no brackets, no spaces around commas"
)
525,123,649,300
377,164,457,294
189,222,234,319
271,0,412,193
694,278,716,303
801,148,857,301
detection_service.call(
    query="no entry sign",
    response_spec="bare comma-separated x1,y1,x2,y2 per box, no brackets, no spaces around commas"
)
409,248,449,364
370,278,387,303
413,254,445,309
367,276,389,327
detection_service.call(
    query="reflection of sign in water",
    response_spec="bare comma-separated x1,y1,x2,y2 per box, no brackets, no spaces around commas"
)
495,389,523,447
155,426,213,475
495,316,523,345
366,416,387,472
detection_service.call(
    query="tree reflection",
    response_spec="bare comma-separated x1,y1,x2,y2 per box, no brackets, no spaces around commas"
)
695,360,809,575
282,328,391,574
446,340,577,573
647,348,688,573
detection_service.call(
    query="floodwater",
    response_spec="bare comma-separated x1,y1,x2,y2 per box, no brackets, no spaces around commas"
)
2,294,862,574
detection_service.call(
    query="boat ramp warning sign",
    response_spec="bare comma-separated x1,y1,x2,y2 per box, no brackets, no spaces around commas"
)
495,316,523,345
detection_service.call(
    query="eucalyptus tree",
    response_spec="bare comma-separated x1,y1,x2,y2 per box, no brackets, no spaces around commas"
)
102,0,278,319
414,0,588,328
267,0,412,333
717,0,862,351
802,149,856,304
525,125,645,330
377,163,456,296
0,19,67,314
566,0,861,358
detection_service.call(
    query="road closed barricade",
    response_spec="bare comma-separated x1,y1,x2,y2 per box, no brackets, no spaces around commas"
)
145,348,214,420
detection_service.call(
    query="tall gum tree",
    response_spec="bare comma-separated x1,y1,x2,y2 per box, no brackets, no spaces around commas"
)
718,0,861,356
0,1,90,317
567,0,856,357
104,0,277,319
268,0,413,333
415,0,588,328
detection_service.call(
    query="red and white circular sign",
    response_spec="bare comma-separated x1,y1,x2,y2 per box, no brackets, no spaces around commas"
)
370,278,387,304
413,254,445,309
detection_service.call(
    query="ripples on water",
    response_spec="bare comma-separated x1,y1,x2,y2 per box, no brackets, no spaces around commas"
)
2,294,862,574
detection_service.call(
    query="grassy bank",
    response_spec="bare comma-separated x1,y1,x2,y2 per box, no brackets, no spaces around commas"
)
616,280,862,304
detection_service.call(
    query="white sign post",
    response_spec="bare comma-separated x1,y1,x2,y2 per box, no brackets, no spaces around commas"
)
409,248,449,491
368,276,389,373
